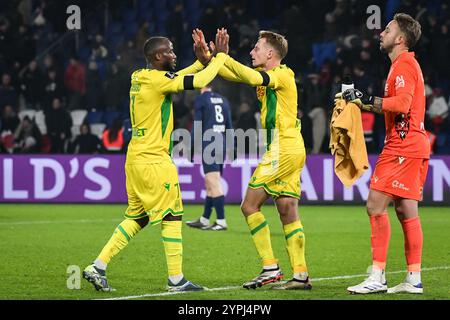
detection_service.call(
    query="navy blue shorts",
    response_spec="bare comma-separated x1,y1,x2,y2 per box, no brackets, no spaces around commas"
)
202,162,223,174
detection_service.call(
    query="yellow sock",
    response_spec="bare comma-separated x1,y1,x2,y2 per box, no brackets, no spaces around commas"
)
246,211,278,267
161,220,183,277
283,220,307,273
97,219,142,264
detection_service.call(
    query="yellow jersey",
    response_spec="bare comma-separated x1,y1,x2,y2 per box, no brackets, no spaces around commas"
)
219,57,304,154
126,54,228,164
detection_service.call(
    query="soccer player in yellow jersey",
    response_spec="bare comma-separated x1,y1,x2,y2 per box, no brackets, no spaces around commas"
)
83,30,230,292
194,28,311,290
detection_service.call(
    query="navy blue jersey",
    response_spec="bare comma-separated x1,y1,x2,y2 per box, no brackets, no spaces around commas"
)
191,91,233,162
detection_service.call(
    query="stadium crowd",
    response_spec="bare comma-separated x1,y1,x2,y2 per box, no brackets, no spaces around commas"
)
0,0,449,155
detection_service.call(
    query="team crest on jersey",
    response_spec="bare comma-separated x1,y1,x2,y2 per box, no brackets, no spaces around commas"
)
256,86,265,100
395,75,405,89
394,112,410,140
165,72,178,79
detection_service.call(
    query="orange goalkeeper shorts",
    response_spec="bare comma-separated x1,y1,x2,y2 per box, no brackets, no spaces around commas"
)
370,153,429,201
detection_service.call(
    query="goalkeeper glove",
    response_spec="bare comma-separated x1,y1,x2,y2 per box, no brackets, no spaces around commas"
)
342,88,376,112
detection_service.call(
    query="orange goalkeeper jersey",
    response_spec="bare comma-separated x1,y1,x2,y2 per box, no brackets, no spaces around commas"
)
382,51,430,159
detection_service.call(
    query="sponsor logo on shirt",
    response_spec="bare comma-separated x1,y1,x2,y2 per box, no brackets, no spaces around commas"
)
132,127,147,138
392,180,409,191
395,75,405,89
398,157,406,164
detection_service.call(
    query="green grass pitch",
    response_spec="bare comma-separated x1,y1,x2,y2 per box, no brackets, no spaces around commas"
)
0,204,449,300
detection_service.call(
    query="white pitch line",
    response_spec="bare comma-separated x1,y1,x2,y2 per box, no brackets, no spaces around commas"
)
98,265,450,300
0,218,121,226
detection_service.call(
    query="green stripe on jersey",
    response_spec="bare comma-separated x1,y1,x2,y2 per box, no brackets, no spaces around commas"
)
265,88,277,149
161,95,172,137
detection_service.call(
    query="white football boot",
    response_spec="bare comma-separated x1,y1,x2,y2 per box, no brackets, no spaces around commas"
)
347,266,387,294
388,272,423,294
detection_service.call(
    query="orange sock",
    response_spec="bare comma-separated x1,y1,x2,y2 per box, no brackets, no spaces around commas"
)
400,217,423,272
369,213,391,270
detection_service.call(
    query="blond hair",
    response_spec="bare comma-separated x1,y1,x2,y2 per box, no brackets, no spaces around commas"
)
259,30,288,60
394,13,422,48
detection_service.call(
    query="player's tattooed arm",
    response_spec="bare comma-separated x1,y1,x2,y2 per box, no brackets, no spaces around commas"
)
372,96,383,114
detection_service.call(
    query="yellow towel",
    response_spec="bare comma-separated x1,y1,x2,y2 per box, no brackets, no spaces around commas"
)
329,99,369,187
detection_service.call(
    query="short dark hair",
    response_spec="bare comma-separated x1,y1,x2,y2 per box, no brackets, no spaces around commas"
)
143,37,169,62
394,13,422,48
258,30,288,60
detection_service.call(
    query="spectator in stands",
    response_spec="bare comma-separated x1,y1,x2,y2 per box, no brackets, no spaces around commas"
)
20,60,44,109
42,54,61,76
43,68,65,111
45,97,72,153
93,34,109,60
1,105,20,133
427,88,449,134
71,123,101,154
13,115,42,153
0,105,20,153
102,118,123,153
0,73,18,110
64,56,86,110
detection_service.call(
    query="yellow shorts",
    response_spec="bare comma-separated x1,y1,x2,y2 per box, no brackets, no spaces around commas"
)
124,160,183,225
248,150,306,199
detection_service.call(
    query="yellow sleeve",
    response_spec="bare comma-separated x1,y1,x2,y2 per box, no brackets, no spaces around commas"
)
177,60,205,76
223,56,279,88
218,64,242,82
158,53,228,94
192,53,228,89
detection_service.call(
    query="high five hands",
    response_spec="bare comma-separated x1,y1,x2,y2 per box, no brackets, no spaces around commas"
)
192,28,229,65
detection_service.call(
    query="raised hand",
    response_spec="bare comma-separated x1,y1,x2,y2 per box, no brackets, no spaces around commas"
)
192,28,211,65
214,28,229,55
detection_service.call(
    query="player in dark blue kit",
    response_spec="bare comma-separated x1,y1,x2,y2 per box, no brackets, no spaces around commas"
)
186,84,233,231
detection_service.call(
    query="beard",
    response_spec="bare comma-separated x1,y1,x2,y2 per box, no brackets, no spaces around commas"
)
380,41,395,53
163,60,176,72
